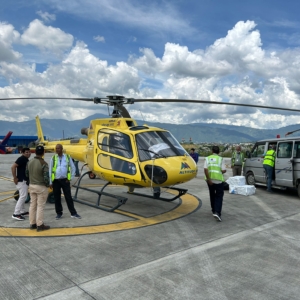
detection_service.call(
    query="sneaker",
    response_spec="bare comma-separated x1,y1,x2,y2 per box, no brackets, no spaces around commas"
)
37,224,50,232
30,224,37,230
56,214,62,220
71,213,81,219
213,213,222,222
12,214,25,221
21,212,29,216
267,190,274,193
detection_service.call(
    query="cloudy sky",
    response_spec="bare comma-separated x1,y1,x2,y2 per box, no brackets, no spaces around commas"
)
1,0,300,129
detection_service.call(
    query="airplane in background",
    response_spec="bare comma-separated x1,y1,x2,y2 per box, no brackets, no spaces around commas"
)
0,131,14,154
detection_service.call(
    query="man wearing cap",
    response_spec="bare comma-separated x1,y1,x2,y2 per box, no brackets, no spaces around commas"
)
49,144,81,220
26,145,50,231
231,145,245,176
11,147,31,221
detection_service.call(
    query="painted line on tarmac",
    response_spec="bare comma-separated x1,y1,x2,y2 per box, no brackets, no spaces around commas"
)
0,192,201,237
0,190,16,202
0,190,16,195
0,176,13,182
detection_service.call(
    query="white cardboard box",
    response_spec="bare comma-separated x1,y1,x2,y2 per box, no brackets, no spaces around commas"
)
229,184,256,196
226,176,246,186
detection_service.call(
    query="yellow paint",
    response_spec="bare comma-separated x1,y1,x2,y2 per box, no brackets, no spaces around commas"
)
0,192,200,237
0,176,13,182
0,190,16,195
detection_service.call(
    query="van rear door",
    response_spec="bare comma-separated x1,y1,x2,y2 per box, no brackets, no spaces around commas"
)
275,141,293,187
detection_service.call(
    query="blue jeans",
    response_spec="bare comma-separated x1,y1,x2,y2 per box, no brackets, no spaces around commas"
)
263,164,273,191
73,160,80,176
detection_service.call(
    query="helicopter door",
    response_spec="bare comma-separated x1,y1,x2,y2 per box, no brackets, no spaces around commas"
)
97,135,112,169
97,129,141,179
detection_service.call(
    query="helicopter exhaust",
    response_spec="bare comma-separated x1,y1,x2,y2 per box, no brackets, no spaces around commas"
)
81,128,89,136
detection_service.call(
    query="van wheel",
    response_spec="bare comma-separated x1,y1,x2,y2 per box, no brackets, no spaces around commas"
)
246,172,255,185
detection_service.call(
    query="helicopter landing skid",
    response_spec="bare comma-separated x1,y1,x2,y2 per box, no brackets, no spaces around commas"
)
128,187,188,202
72,171,127,212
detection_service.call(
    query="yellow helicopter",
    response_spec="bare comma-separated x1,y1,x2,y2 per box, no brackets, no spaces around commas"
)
2,95,300,211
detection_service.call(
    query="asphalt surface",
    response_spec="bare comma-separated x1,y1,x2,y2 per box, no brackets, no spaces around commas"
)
1,154,300,300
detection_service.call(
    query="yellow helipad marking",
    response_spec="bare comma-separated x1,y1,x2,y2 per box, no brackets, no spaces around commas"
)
0,191,200,237
0,176,13,182
0,190,16,202
0,190,16,195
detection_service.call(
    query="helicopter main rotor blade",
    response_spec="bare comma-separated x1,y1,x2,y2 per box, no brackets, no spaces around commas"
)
133,99,300,113
0,97,94,101
1,96,300,113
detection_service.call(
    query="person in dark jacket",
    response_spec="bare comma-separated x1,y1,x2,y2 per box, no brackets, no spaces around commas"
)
190,148,199,163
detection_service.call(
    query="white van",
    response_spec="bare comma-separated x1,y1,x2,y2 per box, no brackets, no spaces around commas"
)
244,136,300,197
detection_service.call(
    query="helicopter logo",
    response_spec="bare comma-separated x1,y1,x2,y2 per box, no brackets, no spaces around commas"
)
179,162,196,175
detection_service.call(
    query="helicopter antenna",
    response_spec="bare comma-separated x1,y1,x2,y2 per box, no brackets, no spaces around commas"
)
139,110,145,122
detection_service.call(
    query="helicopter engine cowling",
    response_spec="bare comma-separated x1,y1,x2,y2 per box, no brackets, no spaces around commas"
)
81,128,89,136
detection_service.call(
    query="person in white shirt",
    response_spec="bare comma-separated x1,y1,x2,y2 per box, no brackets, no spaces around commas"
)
49,144,81,220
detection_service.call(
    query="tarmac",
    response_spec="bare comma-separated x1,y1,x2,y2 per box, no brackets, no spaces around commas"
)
1,153,300,300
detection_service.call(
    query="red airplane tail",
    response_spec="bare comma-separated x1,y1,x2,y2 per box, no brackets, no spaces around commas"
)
0,131,13,154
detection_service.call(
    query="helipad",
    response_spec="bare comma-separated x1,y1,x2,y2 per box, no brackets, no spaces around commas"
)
0,185,201,237
1,154,300,300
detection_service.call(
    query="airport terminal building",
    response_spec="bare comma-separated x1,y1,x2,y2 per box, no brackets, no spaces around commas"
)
0,135,46,153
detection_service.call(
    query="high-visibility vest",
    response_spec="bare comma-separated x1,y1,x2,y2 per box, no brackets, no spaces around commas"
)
51,154,71,181
231,151,245,166
263,150,275,167
205,154,224,181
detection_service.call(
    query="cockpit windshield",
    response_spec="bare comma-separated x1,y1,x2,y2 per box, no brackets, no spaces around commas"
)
136,131,187,161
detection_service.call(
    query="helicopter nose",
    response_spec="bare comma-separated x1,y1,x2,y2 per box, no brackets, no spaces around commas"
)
143,157,197,186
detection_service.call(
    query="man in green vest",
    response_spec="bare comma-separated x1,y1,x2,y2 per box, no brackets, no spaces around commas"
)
49,144,81,220
263,144,276,193
231,145,245,176
204,146,226,222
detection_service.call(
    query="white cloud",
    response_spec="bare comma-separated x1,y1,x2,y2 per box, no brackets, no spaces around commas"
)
36,10,56,22
0,22,21,61
45,0,196,37
1,19,300,129
21,19,73,55
93,35,105,43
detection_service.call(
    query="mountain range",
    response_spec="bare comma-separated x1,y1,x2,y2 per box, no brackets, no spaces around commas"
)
1,114,300,143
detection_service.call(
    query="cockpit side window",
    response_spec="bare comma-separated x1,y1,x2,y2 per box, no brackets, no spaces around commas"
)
109,134,132,158
98,130,133,159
